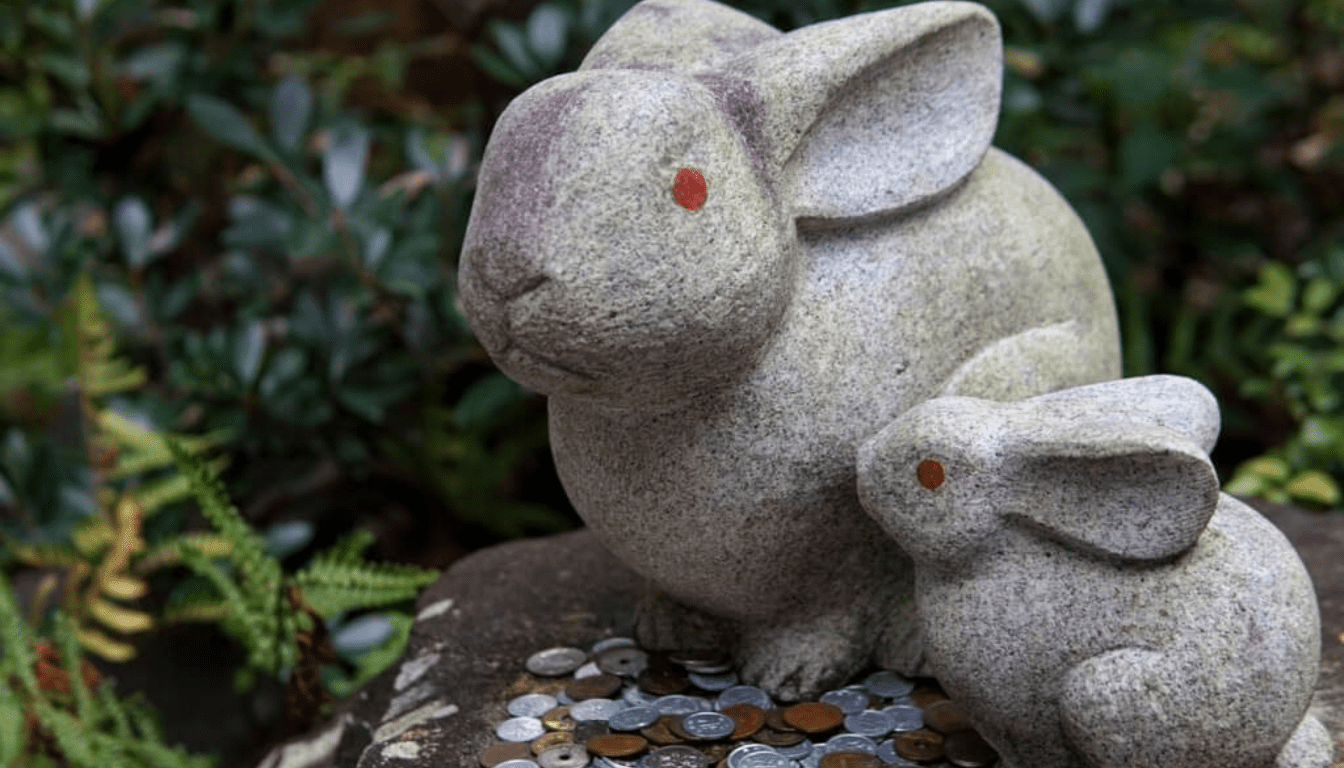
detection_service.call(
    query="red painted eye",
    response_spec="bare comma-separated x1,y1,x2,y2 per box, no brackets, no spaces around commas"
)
917,459,945,490
672,167,707,210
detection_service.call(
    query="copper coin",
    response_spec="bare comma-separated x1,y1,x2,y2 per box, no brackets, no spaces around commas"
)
480,741,531,766
587,733,649,758
895,729,945,762
910,686,948,708
638,666,690,696
783,701,845,734
923,699,970,735
719,704,766,739
700,743,732,762
752,727,808,747
945,729,998,768
566,673,623,701
641,715,687,746
818,751,882,768
542,706,576,732
530,731,574,755
764,708,798,732
667,714,694,741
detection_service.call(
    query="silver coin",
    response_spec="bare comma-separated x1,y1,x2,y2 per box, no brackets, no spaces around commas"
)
714,685,773,711
876,740,901,764
508,693,559,718
645,745,711,768
495,761,541,768
592,636,638,654
654,694,710,715
681,711,735,740
883,704,924,731
608,705,660,731
819,688,868,715
863,670,915,699
597,646,650,678
824,733,877,754
495,716,546,742
688,671,738,691
623,685,659,707
668,650,732,672
557,691,575,705
727,744,777,768
537,744,590,768
574,661,603,679
775,741,812,759
570,697,624,721
738,751,793,768
527,647,589,677
844,709,898,738
592,759,639,768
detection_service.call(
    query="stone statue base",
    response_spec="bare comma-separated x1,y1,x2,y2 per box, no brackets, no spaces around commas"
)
254,499,1343,768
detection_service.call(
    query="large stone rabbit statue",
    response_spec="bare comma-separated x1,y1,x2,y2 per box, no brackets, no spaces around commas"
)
458,0,1121,698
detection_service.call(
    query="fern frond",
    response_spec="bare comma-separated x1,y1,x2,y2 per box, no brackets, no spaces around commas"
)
1,534,84,568
0,573,39,693
75,625,137,663
175,545,290,674
52,613,96,724
134,533,234,574
295,559,437,617
71,276,148,400
0,679,25,765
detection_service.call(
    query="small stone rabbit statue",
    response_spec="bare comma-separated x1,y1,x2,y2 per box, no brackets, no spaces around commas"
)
458,0,1122,698
857,375,1333,768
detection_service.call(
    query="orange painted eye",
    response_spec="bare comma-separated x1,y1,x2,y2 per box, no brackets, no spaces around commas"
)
917,459,945,490
672,167,707,210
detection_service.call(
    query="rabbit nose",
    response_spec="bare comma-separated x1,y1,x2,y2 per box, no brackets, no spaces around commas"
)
474,243,550,301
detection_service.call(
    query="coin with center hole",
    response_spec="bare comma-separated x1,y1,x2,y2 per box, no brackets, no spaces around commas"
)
783,702,844,734
597,646,649,678
844,709,897,739
819,689,869,715
526,647,588,677
591,637,638,654
895,729,945,762
608,705,660,731
530,732,574,755
719,703,766,739
542,706,576,732
944,729,998,767
863,670,915,699
715,685,773,711
680,711,735,740
536,743,589,768
509,693,559,718
645,745,711,768
883,704,924,732
587,733,649,758
818,751,882,768
567,673,623,701
481,741,532,767
497,717,546,742
923,699,971,735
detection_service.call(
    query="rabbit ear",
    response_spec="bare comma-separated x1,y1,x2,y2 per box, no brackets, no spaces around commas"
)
1028,375,1221,453
729,1,1001,220
998,424,1221,562
580,0,781,73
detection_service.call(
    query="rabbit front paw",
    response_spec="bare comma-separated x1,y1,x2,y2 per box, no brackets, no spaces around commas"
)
736,614,871,702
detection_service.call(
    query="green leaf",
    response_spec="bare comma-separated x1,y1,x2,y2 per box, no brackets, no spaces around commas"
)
330,612,398,658
232,320,266,389
1301,275,1339,315
1237,455,1291,482
469,46,528,88
269,75,313,154
490,21,539,79
114,196,154,269
1223,473,1267,497
1118,119,1182,191
454,373,525,429
1244,262,1296,318
323,125,369,209
0,682,24,765
186,94,275,160
1284,470,1341,506
526,4,570,68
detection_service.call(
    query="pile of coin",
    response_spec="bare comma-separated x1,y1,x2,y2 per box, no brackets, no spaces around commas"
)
479,638,998,768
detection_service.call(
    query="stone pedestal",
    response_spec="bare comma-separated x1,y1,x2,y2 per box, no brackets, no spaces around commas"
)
254,498,1344,768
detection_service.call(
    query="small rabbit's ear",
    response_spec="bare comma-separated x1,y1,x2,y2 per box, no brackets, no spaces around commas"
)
580,0,781,73
730,2,1001,220
1028,375,1221,453
999,424,1221,562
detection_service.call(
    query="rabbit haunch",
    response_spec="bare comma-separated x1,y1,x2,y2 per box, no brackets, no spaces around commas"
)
458,0,1122,699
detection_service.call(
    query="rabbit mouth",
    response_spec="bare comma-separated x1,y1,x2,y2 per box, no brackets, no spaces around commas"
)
500,341,600,388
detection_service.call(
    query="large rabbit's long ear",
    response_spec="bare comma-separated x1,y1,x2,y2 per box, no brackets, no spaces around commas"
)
1028,375,1221,453
998,424,1220,563
729,1,1001,220
580,0,781,73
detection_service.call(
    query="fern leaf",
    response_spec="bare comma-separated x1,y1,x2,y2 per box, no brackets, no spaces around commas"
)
87,596,153,634
32,700,98,766
133,473,193,516
0,534,84,568
53,613,97,724
0,679,25,766
0,573,39,693
134,533,234,574
76,625,138,663
100,574,148,601
71,275,148,401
